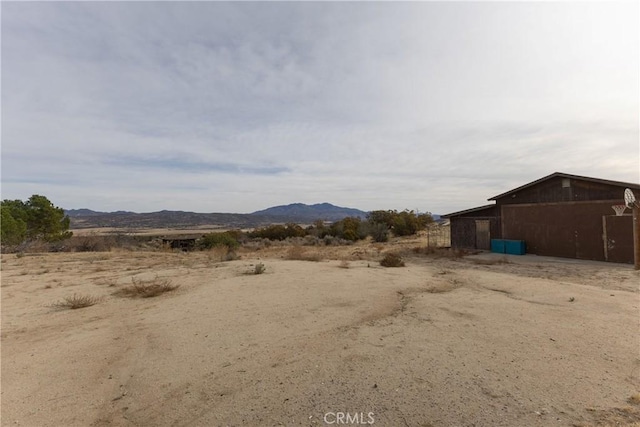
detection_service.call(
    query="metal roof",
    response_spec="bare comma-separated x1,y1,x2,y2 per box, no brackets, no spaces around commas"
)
488,172,640,201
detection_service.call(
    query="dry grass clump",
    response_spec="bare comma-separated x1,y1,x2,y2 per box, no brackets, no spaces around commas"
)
629,393,640,405
49,294,103,310
380,253,405,267
114,276,179,298
470,256,511,265
285,246,322,262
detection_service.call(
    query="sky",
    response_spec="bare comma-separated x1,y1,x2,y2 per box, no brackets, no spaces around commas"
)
2,1,639,215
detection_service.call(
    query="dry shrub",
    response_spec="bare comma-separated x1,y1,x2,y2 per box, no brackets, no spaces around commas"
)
67,235,112,252
338,260,350,269
251,263,266,275
286,246,321,262
380,253,405,267
63,234,142,252
49,294,102,310
413,246,438,255
413,247,471,259
208,246,239,262
114,276,179,298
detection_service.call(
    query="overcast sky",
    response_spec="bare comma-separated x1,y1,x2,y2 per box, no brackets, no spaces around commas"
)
2,1,638,215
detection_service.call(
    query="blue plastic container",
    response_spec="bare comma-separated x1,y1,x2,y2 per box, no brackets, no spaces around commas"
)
491,239,506,253
504,240,526,255
491,239,526,255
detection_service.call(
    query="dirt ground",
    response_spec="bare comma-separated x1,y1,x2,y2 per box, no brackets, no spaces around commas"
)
1,238,639,426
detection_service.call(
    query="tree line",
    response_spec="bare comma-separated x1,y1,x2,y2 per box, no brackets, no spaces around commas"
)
1,194,434,250
238,210,433,243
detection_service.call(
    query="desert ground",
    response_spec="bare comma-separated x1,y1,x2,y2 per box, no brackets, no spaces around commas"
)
1,236,639,427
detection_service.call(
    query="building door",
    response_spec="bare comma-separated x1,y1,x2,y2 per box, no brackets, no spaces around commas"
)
602,215,633,263
475,220,491,250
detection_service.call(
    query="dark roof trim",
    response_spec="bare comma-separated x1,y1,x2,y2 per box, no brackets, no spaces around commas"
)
488,172,640,201
441,204,496,218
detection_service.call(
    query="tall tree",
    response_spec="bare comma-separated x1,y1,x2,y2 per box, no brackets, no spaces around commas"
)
0,195,72,245
1,203,27,245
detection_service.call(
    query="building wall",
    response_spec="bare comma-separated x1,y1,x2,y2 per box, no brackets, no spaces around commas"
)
501,200,632,262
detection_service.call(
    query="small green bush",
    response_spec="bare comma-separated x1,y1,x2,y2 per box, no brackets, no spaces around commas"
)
367,210,433,237
197,232,239,250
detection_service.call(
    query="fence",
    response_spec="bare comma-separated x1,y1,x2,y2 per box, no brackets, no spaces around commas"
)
424,223,451,248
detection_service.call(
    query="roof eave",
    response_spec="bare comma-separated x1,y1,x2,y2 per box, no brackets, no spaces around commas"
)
441,204,496,218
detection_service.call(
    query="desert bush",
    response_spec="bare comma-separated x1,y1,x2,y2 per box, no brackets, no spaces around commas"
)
248,223,307,241
114,276,179,298
306,219,330,238
380,253,405,267
328,217,366,242
286,245,305,260
368,222,389,242
224,249,239,261
49,294,102,310
303,235,321,246
323,235,335,246
66,235,114,252
249,224,286,240
367,210,433,237
197,232,239,250
223,229,246,242
253,263,266,274
207,246,239,262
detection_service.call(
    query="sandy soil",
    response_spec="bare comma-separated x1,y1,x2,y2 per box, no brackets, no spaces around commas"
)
1,241,639,426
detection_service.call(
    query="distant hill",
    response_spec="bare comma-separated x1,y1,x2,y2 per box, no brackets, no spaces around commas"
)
65,203,368,230
252,203,367,222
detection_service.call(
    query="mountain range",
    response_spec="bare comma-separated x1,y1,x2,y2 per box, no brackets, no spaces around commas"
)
65,203,369,229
